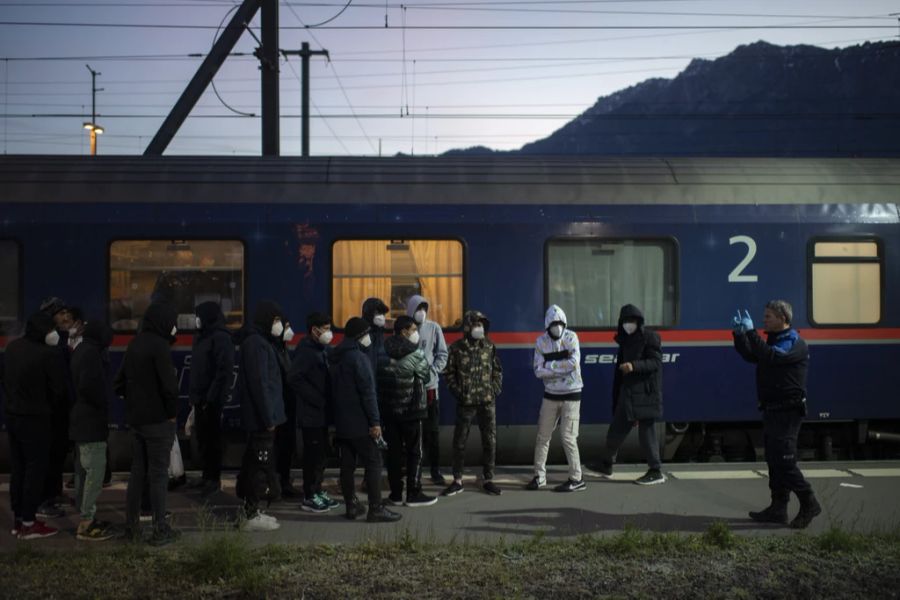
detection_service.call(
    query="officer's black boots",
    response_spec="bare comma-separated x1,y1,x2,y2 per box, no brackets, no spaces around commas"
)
790,491,822,529
749,492,789,525
367,503,402,523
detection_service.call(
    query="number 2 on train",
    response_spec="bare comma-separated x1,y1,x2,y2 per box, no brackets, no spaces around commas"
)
728,235,759,283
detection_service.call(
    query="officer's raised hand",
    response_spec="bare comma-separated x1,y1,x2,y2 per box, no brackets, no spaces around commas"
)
740,309,754,332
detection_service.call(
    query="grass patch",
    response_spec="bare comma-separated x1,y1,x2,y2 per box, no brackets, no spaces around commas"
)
703,520,739,549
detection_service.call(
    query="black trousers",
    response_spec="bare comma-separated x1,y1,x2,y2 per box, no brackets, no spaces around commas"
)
422,390,441,473
126,421,175,529
195,403,223,482
275,396,298,483
301,426,327,500
603,400,661,471
8,414,52,522
384,418,423,498
237,430,278,515
763,409,812,500
42,414,68,503
338,436,382,508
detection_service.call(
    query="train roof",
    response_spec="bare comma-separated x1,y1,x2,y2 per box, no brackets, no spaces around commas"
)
1,155,899,206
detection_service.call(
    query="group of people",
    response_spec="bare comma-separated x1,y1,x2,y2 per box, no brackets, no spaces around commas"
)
2,291,822,545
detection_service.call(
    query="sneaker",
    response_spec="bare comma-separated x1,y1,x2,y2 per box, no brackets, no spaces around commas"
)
280,480,301,499
344,498,366,521
430,471,447,486
36,502,65,520
525,476,546,491
11,520,22,537
790,495,822,530
405,491,438,507
18,521,58,540
316,491,341,510
139,511,173,523
482,481,502,496
587,462,613,478
634,469,667,486
749,505,789,525
387,493,404,507
77,520,115,542
441,481,464,497
167,474,187,491
554,479,587,493
300,496,329,514
241,513,280,532
367,504,402,523
148,525,182,546
199,479,221,498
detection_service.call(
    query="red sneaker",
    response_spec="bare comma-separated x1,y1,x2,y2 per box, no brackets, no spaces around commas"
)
18,521,58,540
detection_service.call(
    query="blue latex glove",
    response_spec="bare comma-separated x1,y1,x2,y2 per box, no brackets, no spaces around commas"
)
740,309,754,332
732,310,744,333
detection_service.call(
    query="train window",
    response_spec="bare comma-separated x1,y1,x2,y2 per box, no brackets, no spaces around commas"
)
0,240,21,335
332,239,464,329
108,240,245,332
809,239,882,325
546,238,677,329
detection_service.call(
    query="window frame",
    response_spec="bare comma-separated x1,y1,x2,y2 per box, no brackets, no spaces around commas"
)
806,236,884,328
105,237,249,333
329,236,468,332
0,238,24,329
543,235,680,331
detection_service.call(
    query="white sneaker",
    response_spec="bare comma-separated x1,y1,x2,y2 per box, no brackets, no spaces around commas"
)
242,514,280,531
257,511,278,523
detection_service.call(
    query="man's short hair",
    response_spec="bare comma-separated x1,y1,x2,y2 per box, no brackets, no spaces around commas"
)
306,312,332,333
766,299,793,325
393,315,416,334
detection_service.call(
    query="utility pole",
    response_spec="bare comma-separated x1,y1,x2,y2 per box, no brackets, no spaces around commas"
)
83,64,104,155
282,42,329,157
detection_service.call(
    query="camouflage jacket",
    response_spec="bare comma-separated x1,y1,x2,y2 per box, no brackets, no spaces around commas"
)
444,336,503,406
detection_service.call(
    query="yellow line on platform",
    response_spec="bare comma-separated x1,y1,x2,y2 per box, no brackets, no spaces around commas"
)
846,468,900,477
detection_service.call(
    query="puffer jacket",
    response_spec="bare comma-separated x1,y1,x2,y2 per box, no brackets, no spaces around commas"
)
444,310,503,406
532,305,583,400
329,337,380,439
234,301,286,432
377,334,431,421
405,294,448,391
612,304,662,421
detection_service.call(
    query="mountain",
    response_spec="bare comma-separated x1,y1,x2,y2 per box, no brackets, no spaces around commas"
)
444,41,900,157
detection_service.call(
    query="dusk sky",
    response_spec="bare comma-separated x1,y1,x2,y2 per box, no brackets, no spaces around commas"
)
1,0,897,156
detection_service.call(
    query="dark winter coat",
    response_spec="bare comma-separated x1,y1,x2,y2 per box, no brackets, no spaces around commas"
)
612,304,663,421
189,302,235,408
328,337,380,439
377,335,431,421
361,297,390,386
113,302,179,426
733,327,809,412
69,321,113,443
444,324,503,407
288,336,331,428
2,312,67,418
234,301,287,432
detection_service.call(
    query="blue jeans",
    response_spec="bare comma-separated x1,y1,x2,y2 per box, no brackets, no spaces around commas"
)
75,441,107,521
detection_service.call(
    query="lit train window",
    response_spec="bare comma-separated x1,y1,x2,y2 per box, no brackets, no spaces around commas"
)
108,240,245,332
546,238,678,329
0,240,21,335
809,239,882,325
332,239,464,329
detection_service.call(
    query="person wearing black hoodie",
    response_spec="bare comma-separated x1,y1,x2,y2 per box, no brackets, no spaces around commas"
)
329,317,401,523
3,311,67,539
234,301,287,531
288,312,340,513
114,301,181,546
360,297,390,386
189,301,235,497
592,304,666,486
69,320,115,542
274,317,301,498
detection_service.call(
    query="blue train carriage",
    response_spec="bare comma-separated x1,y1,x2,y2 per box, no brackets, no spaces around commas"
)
0,156,898,468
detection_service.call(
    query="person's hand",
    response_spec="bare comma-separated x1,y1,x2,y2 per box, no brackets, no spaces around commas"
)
740,309,754,332
369,425,382,439
732,309,744,333
267,426,276,432
618,362,634,374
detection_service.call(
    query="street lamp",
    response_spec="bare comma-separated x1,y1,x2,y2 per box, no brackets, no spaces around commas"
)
84,64,104,156
83,122,104,156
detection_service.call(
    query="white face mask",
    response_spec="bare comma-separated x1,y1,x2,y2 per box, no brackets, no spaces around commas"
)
271,321,284,338
317,329,334,345
195,317,202,330
373,314,386,328
622,322,638,335
549,324,564,339
470,326,485,340
283,327,295,343
414,309,426,324
170,326,178,337
45,330,60,346
359,333,372,348
408,330,420,345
